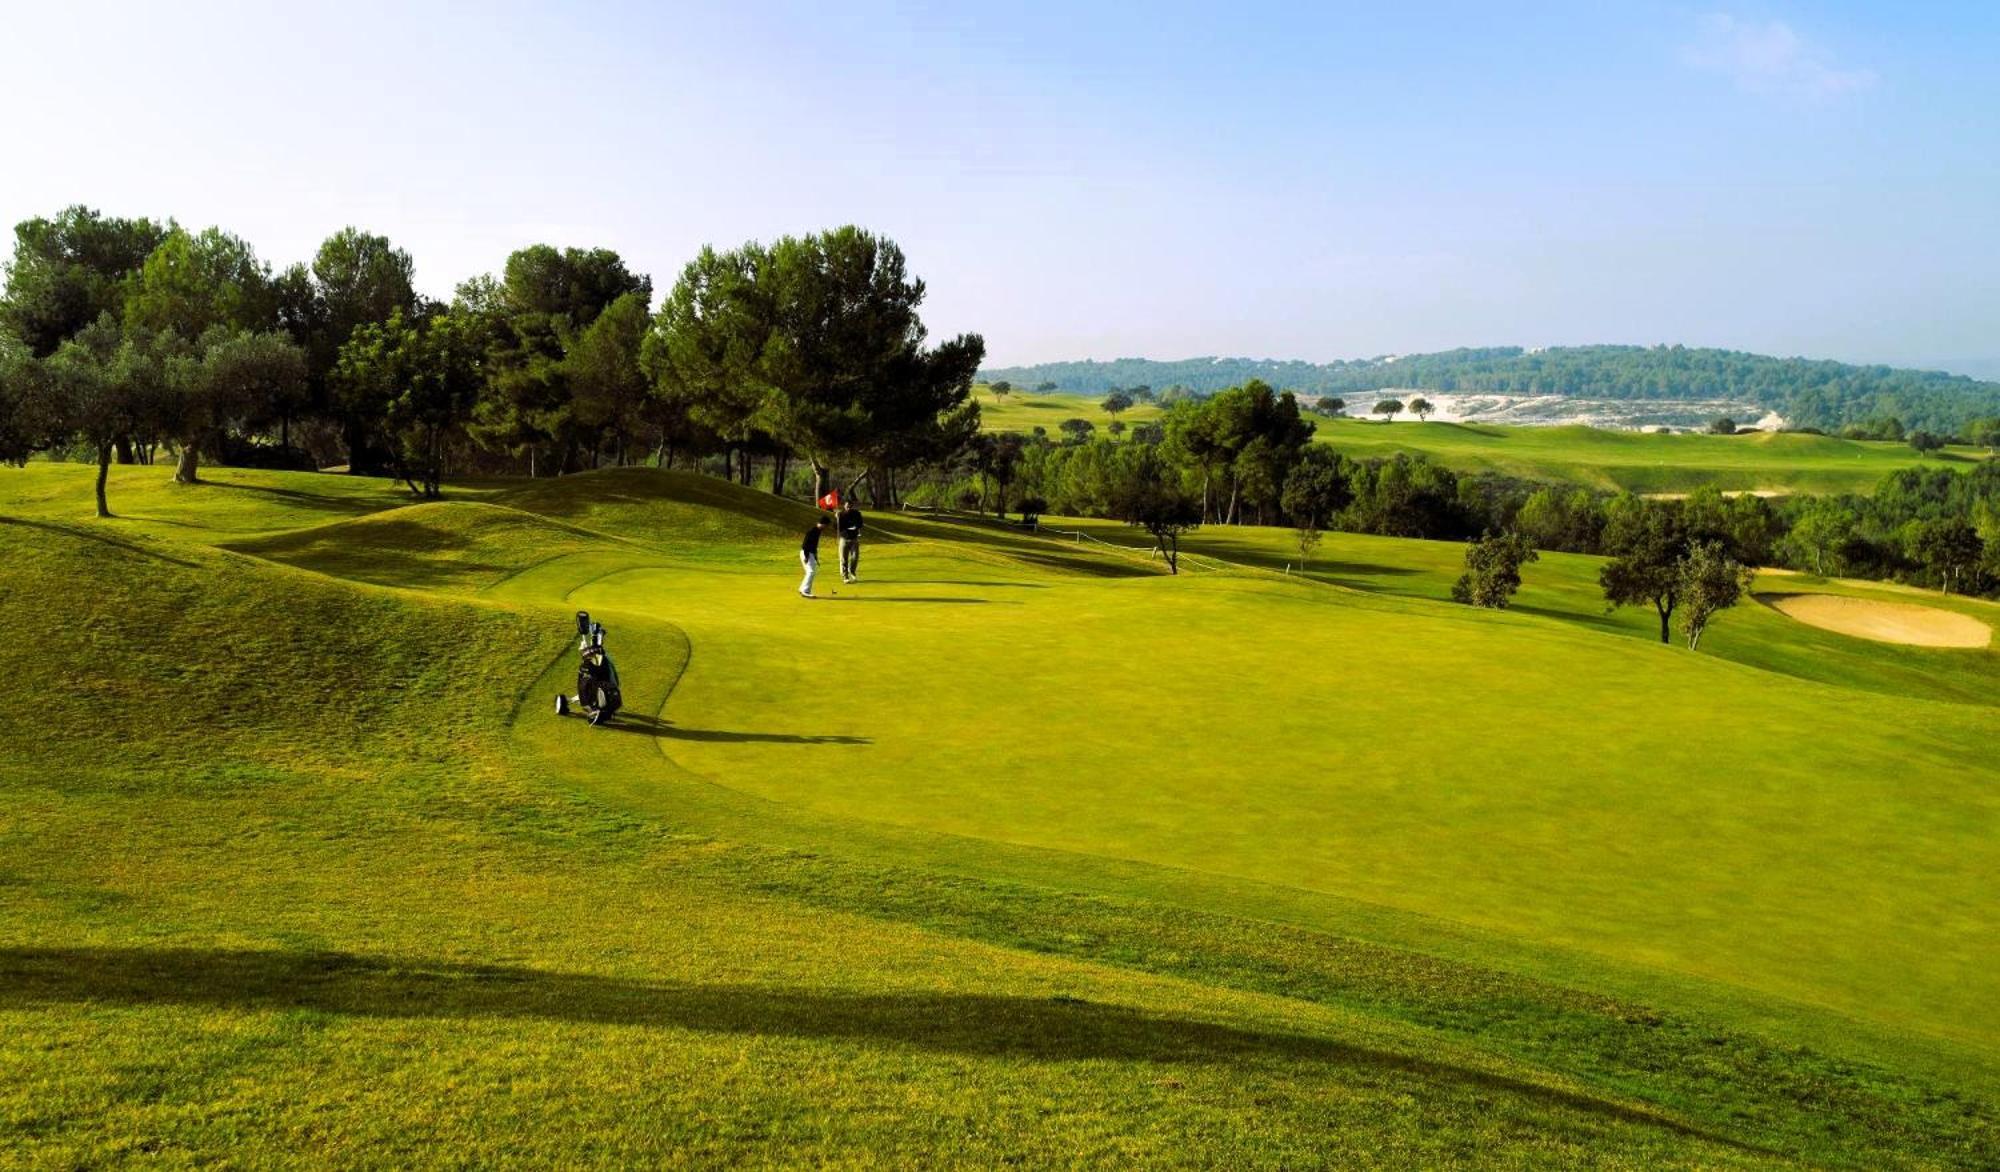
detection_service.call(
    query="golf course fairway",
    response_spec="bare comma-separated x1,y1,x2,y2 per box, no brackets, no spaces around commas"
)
2,462,1994,1167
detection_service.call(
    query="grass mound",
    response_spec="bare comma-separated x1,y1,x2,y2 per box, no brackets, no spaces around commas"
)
488,466,821,555
226,500,642,593
0,515,558,786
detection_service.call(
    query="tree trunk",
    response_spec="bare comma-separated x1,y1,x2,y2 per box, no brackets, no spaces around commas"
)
811,460,832,502
95,443,112,517
173,443,200,485
115,435,135,465
1164,535,1179,574
344,419,369,474
1656,603,1672,644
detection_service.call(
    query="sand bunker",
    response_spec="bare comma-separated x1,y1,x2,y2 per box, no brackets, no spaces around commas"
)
1765,593,1992,648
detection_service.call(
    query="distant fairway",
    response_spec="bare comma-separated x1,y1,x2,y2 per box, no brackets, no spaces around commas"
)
1,462,1994,1166
975,386,1991,494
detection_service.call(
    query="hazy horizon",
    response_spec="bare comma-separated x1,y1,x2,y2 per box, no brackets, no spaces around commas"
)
4,1,1995,377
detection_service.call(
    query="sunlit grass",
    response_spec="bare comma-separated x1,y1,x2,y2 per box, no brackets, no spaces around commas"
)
0,460,1993,1167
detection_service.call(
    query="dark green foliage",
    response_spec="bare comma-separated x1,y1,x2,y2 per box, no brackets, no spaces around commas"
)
1100,391,1133,417
1451,530,1539,608
312,228,419,470
1842,416,1906,442
1908,429,1946,456
1600,497,1691,643
1407,396,1434,422
1709,416,1737,434
169,329,308,484
1341,453,1460,538
565,291,652,466
1109,448,1201,573
1906,518,1984,594
41,316,162,515
645,227,982,504
1372,398,1402,420
124,226,274,338
968,432,1026,516
1784,499,1859,576
1516,486,1606,553
467,243,652,475
1280,446,1348,568
1160,380,1315,524
0,206,166,356
334,309,484,498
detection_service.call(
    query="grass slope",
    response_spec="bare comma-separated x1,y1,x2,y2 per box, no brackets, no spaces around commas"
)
1,462,1995,1167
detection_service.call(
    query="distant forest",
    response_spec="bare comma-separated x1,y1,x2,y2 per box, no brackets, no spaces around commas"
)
980,347,2000,432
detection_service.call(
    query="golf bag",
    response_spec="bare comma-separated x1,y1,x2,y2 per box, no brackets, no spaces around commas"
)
555,610,623,726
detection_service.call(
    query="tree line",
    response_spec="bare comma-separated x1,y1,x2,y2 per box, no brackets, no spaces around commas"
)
933,380,2000,601
0,207,981,515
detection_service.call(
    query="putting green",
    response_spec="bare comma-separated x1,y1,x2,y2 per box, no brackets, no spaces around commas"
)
532,539,1996,1052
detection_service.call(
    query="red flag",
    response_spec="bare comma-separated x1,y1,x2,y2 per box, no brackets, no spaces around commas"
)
818,491,840,510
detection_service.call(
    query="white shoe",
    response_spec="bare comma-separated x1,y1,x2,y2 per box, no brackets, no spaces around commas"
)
799,590,815,599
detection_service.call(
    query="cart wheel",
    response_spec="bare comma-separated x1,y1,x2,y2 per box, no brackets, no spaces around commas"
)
555,694,568,716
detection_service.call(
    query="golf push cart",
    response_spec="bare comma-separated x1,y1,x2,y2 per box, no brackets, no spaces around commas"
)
555,610,623,727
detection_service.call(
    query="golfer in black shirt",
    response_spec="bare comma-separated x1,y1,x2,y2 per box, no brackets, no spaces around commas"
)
799,515,830,598
837,502,864,582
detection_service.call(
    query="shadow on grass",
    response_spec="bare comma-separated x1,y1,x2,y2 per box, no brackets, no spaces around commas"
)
883,580,1052,590
1319,561,1424,579
0,946,1756,1148
819,596,1008,605
603,713,869,745
0,515,198,568
203,478,392,516
230,520,514,590
1510,603,1632,634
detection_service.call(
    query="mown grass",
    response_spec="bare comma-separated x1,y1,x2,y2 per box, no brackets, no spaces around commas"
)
1307,418,1990,494
1043,516,2000,706
1,460,1994,1167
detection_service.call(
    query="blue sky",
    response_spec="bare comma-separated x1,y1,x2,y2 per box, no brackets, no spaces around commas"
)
2,1,1995,373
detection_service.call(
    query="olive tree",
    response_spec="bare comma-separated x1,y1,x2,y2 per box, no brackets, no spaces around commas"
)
1676,540,1755,650
1452,530,1539,608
